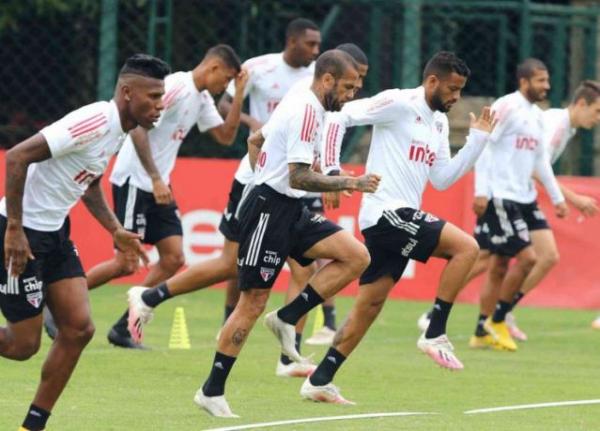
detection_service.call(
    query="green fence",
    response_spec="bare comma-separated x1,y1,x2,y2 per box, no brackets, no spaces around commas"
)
1,0,599,174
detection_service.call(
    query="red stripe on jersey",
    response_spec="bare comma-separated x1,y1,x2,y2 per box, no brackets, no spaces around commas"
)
163,84,185,108
68,113,105,132
300,105,311,142
327,124,339,166
302,106,316,143
71,119,107,138
73,170,87,183
325,123,334,166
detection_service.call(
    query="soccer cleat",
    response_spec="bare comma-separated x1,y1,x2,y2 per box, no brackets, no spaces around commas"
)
484,317,518,351
276,360,316,378
305,326,336,345
193,389,239,418
127,286,155,344
592,316,600,330
43,306,58,340
417,310,431,333
264,310,304,362
417,333,464,370
107,327,147,350
300,378,355,405
468,334,504,350
505,312,528,341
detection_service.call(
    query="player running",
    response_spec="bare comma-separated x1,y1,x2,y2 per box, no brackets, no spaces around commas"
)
0,54,167,431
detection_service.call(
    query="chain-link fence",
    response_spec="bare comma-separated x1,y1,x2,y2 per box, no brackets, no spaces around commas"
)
1,0,599,174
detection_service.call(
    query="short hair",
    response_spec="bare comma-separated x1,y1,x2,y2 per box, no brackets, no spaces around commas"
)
119,54,171,80
336,43,368,66
205,44,241,73
571,80,600,104
516,58,547,81
314,49,358,80
422,51,470,81
286,18,319,40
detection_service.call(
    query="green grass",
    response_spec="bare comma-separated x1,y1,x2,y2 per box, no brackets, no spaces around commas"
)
2,285,600,430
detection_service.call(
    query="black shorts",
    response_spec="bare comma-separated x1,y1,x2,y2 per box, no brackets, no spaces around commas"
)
360,208,446,284
237,185,342,290
218,179,246,242
486,198,550,257
113,179,182,245
0,215,85,323
300,195,324,214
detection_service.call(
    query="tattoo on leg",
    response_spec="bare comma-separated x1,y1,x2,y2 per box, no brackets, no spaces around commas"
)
333,317,351,347
231,328,248,346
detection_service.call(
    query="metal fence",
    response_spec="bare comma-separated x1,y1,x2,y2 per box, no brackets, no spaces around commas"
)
1,0,599,174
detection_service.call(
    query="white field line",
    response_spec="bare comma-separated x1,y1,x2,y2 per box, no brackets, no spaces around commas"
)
203,411,434,431
465,399,600,414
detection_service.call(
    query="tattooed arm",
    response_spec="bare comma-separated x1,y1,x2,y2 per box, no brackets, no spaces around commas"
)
289,163,380,193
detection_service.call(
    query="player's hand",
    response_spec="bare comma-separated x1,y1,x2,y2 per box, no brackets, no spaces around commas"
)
234,69,249,94
469,106,497,134
554,201,569,219
113,228,149,266
4,224,34,276
472,196,489,217
323,191,341,209
353,173,381,193
152,178,173,205
571,194,598,218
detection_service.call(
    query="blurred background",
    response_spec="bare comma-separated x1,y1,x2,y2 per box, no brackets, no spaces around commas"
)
1,0,599,175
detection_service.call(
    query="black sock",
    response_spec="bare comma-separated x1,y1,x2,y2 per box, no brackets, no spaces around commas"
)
202,351,237,396
141,282,172,307
277,284,324,325
280,333,302,365
492,300,512,323
22,404,50,431
508,291,525,312
113,310,129,332
425,297,453,339
474,314,488,337
323,305,336,330
223,305,235,323
310,347,346,386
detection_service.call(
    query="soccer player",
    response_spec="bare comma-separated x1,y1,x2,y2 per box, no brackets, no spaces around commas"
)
297,51,496,404
0,54,168,431
78,45,247,349
194,49,380,417
469,59,568,352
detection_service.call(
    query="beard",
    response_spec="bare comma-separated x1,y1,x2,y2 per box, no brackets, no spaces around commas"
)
430,91,449,112
323,88,342,112
526,87,546,102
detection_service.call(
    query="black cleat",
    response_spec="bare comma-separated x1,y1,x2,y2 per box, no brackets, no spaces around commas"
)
43,306,58,340
107,327,148,350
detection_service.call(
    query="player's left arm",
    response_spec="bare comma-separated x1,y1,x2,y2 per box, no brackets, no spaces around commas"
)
533,147,568,218
209,69,250,145
82,178,149,265
533,173,598,217
247,128,265,170
429,107,495,190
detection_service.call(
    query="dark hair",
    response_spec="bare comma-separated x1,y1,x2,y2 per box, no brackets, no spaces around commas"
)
205,44,242,73
286,17,319,40
516,58,547,81
422,51,470,82
572,80,600,104
119,53,171,80
314,49,358,80
336,43,368,66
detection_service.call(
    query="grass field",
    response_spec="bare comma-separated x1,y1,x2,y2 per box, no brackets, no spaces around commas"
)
2,285,600,430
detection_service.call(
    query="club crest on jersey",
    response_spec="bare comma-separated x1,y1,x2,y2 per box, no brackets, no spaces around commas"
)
260,267,275,282
26,291,43,309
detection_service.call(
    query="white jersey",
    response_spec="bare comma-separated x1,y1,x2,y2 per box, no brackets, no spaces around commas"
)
322,86,490,231
0,101,127,231
110,71,223,192
254,88,325,198
229,53,314,184
474,91,564,204
542,108,576,164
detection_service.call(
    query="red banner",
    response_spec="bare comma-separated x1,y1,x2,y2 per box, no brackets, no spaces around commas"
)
2,152,600,309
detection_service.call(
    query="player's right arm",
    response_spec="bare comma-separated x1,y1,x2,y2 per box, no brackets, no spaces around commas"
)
218,62,262,132
289,163,380,193
129,126,172,205
247,128,265,170
4,133,52,275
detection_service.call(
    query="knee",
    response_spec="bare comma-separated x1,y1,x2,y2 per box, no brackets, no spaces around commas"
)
160,252,186,274
244,291,269,319
489,258,509,279
460,237,480,263
364,298,385,321
518,253,537,273
13,339,41,361
539,250,560,269
61,320,95,347
347,243,371,277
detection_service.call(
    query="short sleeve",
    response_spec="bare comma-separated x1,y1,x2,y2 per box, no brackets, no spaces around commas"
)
286,104,319,165
341,89,405,128
197,92,225,132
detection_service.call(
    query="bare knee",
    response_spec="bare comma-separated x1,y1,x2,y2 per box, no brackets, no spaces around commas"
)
346,243,371,278
490,257,510,280
458,236,480,264
60,320,95,348
2,334,41,361
241,290,269,320
517,252,537,273
160,252,185,275
539,250,559,269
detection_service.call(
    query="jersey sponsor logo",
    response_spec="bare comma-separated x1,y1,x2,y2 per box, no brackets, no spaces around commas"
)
515,135,538,151
23,276,42,293
260,267,275,282
401,238,419,257
26,291,43,309
263,250,281,266
408,140,436,167
73,169,99,186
